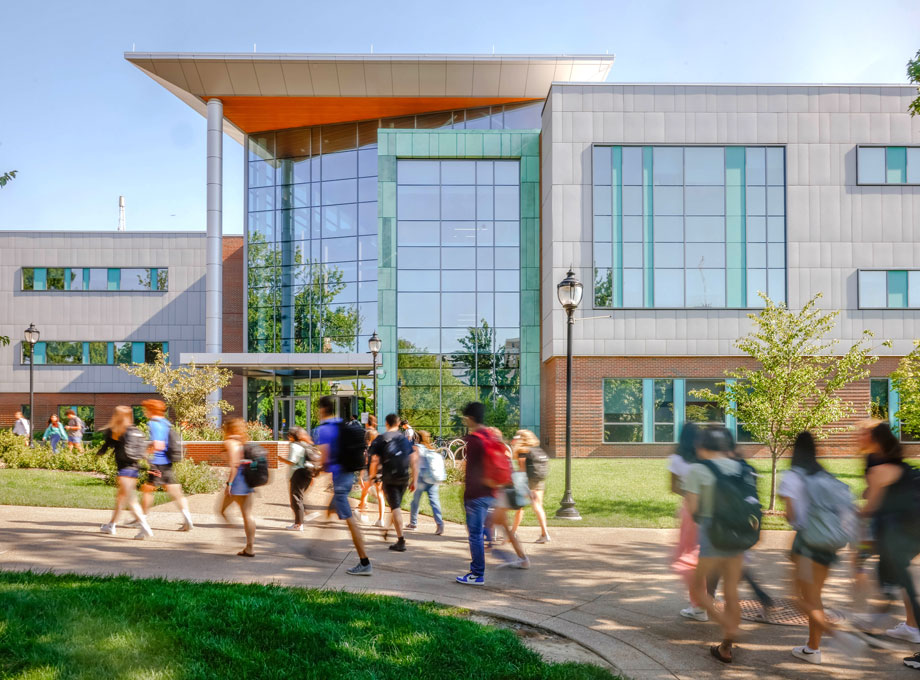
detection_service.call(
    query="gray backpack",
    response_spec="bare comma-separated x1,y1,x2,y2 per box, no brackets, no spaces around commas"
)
799,469,858,552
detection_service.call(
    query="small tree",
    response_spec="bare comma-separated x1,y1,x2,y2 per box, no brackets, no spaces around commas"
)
891,340,920,436
121,350,233,431
908,49,920,117
692,293,885,510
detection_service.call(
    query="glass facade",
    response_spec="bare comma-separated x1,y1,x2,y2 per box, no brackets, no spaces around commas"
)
21,341,167,365
857,146,920,185
593,146,786,308
22,267,167,291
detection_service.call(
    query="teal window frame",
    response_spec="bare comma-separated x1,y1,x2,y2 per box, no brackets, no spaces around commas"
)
107,269,120,291
20,267,166,292
33,268,47,290
19,340,169,365
858,269,920,309
857,146,920,185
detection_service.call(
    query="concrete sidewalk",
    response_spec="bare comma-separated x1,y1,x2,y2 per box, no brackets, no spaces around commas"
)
1,474,917,680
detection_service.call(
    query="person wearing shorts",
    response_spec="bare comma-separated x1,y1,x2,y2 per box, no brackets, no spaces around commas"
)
368,414,415,553
218,418,256,557
97,405,153,538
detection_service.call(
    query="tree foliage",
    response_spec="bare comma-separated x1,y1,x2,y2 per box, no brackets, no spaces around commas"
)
908,49,920,117
891,340,920,437
0,170,16,188
691,293,884,509
121,350,233,431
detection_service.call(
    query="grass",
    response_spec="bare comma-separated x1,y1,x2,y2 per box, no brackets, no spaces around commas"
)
0,469,171,509
0,571,619,680
367,458,867,531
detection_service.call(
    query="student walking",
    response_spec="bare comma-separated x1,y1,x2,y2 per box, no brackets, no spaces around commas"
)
137,399,194,536
12,411,30,438
407,430,445,535
218,418,257,556
279,426,321,531
64,409,85,452
683,426,761,664
97,405,153,538
358,416,385,527
510,429,551,543
368,413,416,552
314,395,372,576
42,414,67,452
779,431,858,665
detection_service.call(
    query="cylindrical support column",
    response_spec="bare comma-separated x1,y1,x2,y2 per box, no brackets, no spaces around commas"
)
206,98,223,423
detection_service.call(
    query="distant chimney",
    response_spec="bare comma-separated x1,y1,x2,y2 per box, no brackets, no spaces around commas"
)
117,195,126,231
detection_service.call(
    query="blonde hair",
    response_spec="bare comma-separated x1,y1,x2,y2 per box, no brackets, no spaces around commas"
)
514,429,540,450
417,429,432,447
222,418,248,442
107,405,134,441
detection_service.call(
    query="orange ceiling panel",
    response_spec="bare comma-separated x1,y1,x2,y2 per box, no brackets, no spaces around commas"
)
205,96,541,133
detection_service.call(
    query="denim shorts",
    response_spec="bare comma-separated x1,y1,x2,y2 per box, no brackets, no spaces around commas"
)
792,532,838,567
697,519,744,559
332,471,355,520
118,468,140,478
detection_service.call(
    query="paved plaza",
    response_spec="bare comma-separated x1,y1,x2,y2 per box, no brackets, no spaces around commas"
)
1,474,918,680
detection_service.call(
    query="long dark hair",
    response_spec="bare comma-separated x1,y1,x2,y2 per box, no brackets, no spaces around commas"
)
870,422,903,463
288,426,310,444
790,431,823,475
676,422,700,463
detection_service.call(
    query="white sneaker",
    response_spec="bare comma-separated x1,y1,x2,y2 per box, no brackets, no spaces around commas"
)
374,519,384,528
134,530,148,540
138,520,154,538
179,519,194,532
304,512,321,523
286,524,304,532
357,513,368,524
100,523,116,535
680,606,709,622
887,622,920,643
535,535,551,544
792,646,822,664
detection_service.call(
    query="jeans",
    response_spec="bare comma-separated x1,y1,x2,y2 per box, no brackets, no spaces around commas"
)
410,481,443,526
289,468,313,524
465,496,495,577
48,434,62,452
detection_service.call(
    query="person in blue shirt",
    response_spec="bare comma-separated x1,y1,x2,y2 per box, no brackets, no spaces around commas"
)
137,399,194,538
314,395,371,576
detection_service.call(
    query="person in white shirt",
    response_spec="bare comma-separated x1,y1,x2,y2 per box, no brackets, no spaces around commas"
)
669,423,706,621
12,411,30,437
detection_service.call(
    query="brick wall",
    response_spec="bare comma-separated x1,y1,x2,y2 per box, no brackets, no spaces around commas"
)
183,440,286,468
0,392,155,429
540,355,918,458
222,236,245,417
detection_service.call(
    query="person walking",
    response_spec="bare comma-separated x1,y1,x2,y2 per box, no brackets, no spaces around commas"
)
279,426,321,531
12,411,30,438
358,416,385,527
137,399,194,536
314,395,372,576
97,406,153,538
64,409,85,452
407,430,445,535
42,414,67,452
779,431,858,665
684,426,760,664
218,418,257,557
510,429,551,544
368,413,415,552
400,418,418,444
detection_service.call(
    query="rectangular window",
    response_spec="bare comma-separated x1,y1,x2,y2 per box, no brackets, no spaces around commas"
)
58,405,95,436
685,380,724,425
21,267,166,291
602,379,644,442
22,268,35,290
859,270,920,308
871,378,889,421
857,146,920,185
87,342,108,365
47,268,66,290
653,379,675,442
120,268,151,291
45,341,83,365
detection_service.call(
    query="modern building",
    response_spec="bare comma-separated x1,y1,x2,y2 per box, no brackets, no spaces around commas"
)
3,52,919,454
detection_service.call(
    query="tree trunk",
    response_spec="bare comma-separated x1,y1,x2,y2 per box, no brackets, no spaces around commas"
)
769,455,778,511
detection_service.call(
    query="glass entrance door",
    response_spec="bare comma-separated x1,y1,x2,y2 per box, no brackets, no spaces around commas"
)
273,397,310,439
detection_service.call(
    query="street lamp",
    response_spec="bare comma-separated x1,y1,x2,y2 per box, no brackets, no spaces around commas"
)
23,323,40,447
368,331,381,423
555,270,583,520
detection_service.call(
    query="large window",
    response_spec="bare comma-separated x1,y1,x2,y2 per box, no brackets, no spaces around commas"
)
857,146,920,185
21,268,167,291
603,379,644,442
22,341,168,366
593,146,786,308
858,270,920,309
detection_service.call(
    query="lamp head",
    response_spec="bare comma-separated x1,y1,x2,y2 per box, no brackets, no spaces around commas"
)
368,331,382,355
556,270,583,311
23,323,40,345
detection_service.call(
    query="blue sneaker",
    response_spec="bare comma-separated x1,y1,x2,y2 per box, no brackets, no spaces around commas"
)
456,572,484,586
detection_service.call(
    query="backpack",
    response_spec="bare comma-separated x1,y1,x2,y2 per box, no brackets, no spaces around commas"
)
798,469,858,552
525,447,549,482
337,420,368,472
123,426,148,464
380,434,412,484
472,430,512,488
699,459,762,552
300,442,323,477
420,445,446,484
164,422,183,463
242,441,270,487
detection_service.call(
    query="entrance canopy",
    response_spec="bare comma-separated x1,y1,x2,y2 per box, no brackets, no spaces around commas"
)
180,352,374,377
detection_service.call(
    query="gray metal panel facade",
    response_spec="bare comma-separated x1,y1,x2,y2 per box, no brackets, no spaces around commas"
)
541,84,920,360
0,231,206,393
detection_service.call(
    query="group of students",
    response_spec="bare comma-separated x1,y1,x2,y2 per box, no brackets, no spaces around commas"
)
10,408,86,452
669,419,920,671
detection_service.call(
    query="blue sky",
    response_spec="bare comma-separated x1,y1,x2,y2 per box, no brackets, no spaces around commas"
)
1,0,917,234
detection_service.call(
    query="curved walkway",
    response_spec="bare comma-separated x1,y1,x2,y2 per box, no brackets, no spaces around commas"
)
1,475,916,680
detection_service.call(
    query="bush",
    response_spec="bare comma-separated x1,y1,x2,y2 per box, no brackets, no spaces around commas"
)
180,421,274,442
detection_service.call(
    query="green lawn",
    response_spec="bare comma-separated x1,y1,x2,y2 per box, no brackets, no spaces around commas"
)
375,458,867,531
0,571,617,680
0,469,170,509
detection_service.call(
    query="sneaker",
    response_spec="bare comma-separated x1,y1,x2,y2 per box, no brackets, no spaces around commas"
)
510,558,530,569
435,524,444,536
358,513,368,524
851,627,901,650
405,523,418,531
389,538,407,552
535,534,551,544
374,519,384,528
456,572,484,586
138,520,154,538
303,512,321,523
179,520,194,532
134,530,148,540
346,561,373,576
792,646,822,665
888,623,920,644
680,606,709,622
286,524,304,532
905,652,920,669
100,523,116,535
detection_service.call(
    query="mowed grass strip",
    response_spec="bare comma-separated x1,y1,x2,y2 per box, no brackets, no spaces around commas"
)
0,469,171,509
0,571,619,680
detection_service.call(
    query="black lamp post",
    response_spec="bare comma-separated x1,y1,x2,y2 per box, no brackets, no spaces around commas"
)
555,270,583,520
368,331,381,424
23,323,40,447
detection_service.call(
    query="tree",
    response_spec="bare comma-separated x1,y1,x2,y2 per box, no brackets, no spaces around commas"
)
121,350,233,431
908,49,920,117
890,340,920,437
0,336,8,346
691,293,885,510
0,170,16,188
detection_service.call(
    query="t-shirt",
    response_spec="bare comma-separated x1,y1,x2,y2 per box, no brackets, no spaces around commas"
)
313,418,342,475
668,454,691,480
148,417,170,465
463,432,493,502
369,430,412,480
778,467,810,530
284,442,307,479
682,457,743,519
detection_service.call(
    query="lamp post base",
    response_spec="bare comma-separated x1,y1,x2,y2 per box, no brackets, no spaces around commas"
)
555,493,582,520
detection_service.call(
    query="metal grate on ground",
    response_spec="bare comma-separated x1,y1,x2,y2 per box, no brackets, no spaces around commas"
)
719,598,845,627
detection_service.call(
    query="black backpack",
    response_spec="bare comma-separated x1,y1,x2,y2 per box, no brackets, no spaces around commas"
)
337,420,368,472
242,442,270,487
526,447,549,482
164,422,183,463
699,458,762,552
123,426,148,464
381,434,412,484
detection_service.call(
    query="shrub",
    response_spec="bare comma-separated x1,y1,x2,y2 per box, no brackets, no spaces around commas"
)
180,421,274,442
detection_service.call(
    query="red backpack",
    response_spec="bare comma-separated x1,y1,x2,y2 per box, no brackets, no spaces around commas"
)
471,429,512,488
